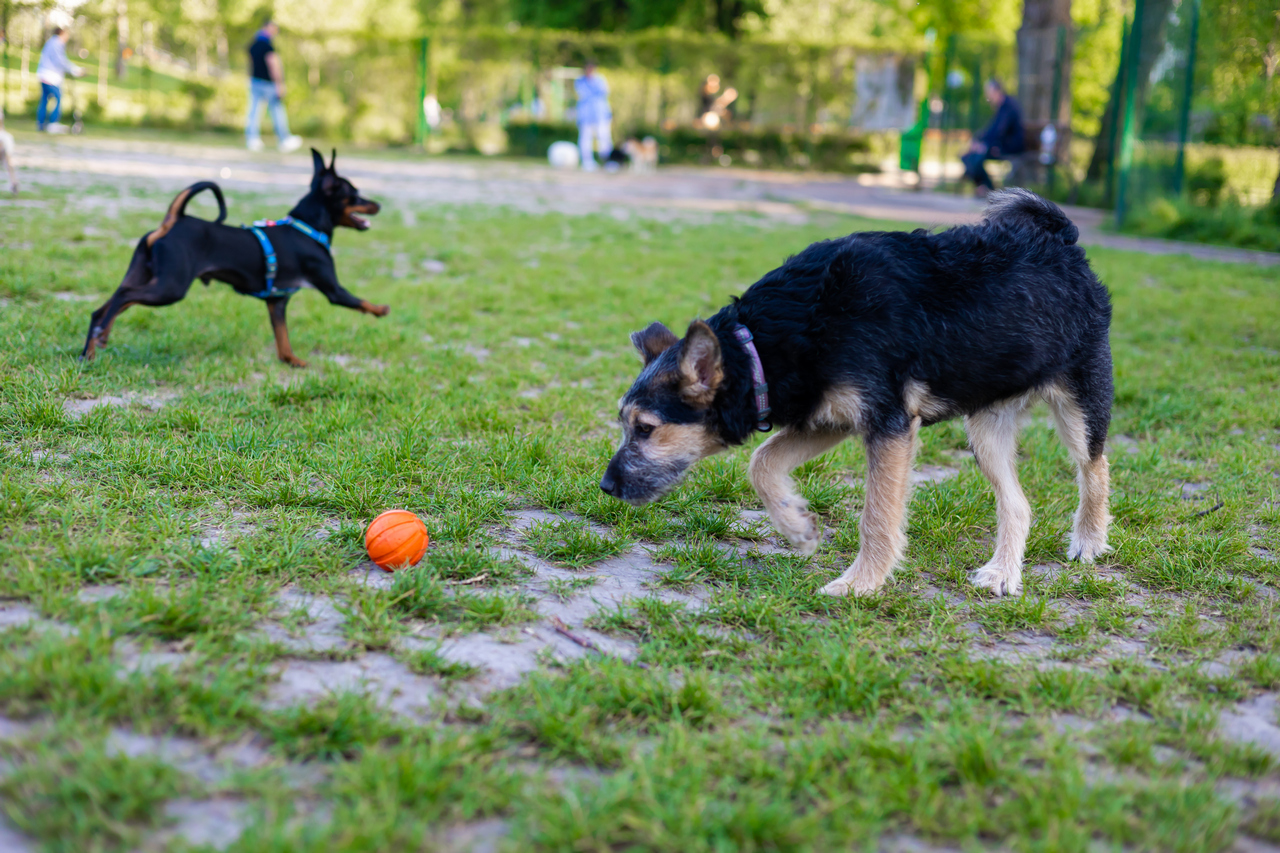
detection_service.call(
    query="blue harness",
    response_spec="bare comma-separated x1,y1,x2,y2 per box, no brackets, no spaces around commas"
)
242,216,331,300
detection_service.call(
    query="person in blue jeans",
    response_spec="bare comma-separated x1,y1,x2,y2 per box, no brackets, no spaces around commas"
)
36,27,83,132
245,20,302,152
961,79,1025,196
574,62,612,171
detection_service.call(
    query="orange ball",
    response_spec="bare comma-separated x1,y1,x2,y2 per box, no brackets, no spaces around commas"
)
365,510,429,572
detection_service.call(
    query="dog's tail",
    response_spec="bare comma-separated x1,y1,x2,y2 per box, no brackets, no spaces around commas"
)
984,187,1079,245
145,181,227,247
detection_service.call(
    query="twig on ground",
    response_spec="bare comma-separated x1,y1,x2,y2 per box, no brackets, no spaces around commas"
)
451,573,488,586
1195,501,1225,517
550,615,650,669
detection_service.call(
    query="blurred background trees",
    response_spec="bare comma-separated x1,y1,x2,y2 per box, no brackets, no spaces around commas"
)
0,0,1277,228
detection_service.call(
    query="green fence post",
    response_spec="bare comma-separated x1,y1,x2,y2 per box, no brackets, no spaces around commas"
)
1115,0,1145,228
415,36,430,147
968,57,982,134
2,0,9,111
1047,24,1066,195
1172,0,1201,196
939,33,957,187
1103,20,1130,205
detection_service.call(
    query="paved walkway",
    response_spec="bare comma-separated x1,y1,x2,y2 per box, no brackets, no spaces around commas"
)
6,133,1278,268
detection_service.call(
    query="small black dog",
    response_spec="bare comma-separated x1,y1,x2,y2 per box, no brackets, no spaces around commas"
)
602,189,1113,598
82,149,386,366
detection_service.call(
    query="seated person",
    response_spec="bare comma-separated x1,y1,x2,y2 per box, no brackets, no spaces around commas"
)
961,79,1025,195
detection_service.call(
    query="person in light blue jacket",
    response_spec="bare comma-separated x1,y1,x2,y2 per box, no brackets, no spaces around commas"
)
574,62,612,171
36,27,83,132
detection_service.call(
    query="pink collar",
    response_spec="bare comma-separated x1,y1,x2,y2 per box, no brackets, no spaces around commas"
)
733,324,771,432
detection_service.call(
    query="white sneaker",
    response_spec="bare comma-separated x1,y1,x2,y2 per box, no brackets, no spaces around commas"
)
278,135,302,153
247,138,265,151
45,122,68,135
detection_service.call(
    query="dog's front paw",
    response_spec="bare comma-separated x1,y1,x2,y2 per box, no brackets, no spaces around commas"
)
820,569,883,598
773,507,821,555
1067,531,1110,563
971,561,1022,597
282,356,308,368
370,304,390,317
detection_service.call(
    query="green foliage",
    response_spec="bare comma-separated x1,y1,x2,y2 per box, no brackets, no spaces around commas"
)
512,0,710,34
0,738,187,853
1125,196,1280,251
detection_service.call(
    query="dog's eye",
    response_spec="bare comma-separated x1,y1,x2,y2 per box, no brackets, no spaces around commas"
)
635,423,654,438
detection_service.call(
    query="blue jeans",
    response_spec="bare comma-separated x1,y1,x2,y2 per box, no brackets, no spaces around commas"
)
246,78,291,143
36,82,61,128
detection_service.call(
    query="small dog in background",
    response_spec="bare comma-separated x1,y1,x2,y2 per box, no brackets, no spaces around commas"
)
621,136,659,173
0,108,18,194
83,149,386,366
601,189,1113,599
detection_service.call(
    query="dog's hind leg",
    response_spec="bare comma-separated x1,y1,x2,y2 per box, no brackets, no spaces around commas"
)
83,247,152,359
83,268,193,360
748,426,847,555
820,420,919,598
1045,381,1112,563
966,395,1034,596
266,298,307,368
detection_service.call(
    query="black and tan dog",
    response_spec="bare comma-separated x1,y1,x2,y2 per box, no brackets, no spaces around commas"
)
82,149,386,366
601,189,1113,598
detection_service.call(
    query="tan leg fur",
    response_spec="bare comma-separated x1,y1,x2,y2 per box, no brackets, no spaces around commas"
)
966,395,1034,596
748,426,847,555
820,419,919,597
1043,383,1111,561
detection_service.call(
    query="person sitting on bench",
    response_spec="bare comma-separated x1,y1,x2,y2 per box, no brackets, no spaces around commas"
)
961,79,1025,196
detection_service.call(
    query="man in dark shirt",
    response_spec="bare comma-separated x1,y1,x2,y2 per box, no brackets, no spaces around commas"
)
245,19,301,153
961,79,1025,196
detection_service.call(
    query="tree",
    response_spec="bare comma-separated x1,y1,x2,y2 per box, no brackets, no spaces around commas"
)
1017,0,1073,157
1194,0,1280,201
510,0,765,38
1084,0,1176,182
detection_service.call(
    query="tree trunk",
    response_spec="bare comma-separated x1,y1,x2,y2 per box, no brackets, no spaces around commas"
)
1017,0,1073,162
115,1,129,81
1272,148,1280,204
1086,0,1175,181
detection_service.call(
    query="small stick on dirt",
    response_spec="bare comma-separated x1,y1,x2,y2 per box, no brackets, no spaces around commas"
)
451,573,488,586
1195,501,1225,518
549,615,650,669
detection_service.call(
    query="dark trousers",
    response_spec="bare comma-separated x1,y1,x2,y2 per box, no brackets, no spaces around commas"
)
962,151,997,189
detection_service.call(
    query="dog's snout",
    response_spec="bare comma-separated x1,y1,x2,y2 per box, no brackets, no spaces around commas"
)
600,471,621,497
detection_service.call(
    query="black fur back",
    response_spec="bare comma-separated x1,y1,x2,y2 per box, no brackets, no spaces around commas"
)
706,191,1111,452
984,187,1079,245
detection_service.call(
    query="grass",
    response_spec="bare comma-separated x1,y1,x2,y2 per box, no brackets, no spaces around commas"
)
2,176,1280,850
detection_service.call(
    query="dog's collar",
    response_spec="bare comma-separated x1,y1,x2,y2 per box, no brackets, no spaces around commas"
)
732,324,771,432
252,216,330,250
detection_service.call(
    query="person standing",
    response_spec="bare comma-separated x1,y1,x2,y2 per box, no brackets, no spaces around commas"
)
246,19,302,153
574,61,612,172
961,79,1025,196
35,27,83,133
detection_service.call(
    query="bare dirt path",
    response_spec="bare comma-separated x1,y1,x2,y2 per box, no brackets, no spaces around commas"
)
6,132,1278,267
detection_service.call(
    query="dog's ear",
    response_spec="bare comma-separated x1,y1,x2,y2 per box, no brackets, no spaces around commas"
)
630,322,677,366
677,320,722,408
310,149,329,191
329,149,337,171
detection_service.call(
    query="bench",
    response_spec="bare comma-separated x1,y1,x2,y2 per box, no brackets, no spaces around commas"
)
1003,121,1053,188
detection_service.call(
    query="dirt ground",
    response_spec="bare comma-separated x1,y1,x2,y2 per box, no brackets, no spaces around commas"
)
8,132,1280,267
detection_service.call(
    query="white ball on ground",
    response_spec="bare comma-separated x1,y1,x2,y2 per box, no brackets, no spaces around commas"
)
548,141,580,169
